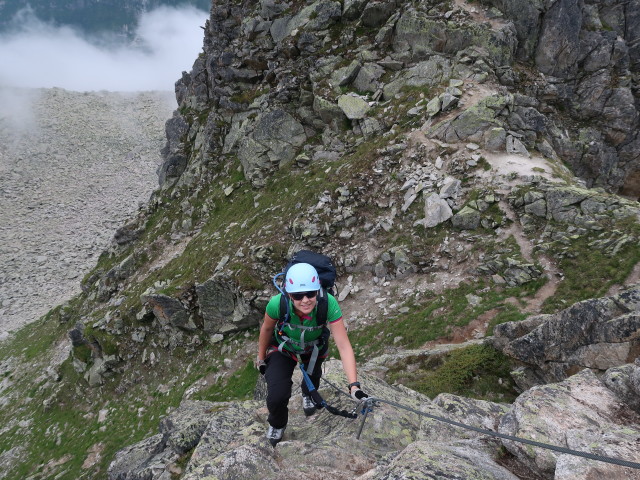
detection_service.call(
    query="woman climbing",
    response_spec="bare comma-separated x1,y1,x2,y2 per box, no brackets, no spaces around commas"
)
256,261,368,446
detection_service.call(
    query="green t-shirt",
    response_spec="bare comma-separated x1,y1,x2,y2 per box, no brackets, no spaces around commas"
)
265,293,342,353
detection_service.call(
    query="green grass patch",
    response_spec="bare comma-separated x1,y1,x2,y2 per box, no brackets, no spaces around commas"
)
191,360,258,402
541,234,640,313
485,305,529,336
0,312,68,362
388,344,518,402
230,87,270,105
0,335,241,480
350,279,541,362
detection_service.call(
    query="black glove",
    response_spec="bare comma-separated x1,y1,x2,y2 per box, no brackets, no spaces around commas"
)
256,358,267,375
351,387,368,401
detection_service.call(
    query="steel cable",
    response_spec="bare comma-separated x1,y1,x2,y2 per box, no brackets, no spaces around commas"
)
320,378,640,470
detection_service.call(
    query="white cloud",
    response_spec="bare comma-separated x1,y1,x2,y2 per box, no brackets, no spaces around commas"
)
0,6,208,92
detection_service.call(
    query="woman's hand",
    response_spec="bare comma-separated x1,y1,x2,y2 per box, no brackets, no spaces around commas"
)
255,357,267,375
257,313,277,372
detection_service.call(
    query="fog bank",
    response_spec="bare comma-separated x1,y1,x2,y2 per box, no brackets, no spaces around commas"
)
0,6,208,92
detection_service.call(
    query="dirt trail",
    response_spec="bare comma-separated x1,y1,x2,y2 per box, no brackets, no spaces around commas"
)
497,200,561,314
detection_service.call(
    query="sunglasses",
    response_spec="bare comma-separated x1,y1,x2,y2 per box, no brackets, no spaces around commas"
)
290,291,318,301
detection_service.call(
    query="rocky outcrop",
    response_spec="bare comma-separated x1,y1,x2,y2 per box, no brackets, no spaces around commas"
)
392,7,517,65
108,359,640,480
234,108,307,186
160,0,639,196
511,182,640,229
492,284,640,389
135,274,261,338
140,294,196,331
162,0,639,196
499,367,640,479
483,0,640,196
195,274,261,333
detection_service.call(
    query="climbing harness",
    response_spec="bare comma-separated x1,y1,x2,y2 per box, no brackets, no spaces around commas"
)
318,377,640,471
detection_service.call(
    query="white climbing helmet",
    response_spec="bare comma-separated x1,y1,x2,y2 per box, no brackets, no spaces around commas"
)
285,263,320,293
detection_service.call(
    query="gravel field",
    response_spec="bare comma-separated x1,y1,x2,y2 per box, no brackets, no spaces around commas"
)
0,87,176,338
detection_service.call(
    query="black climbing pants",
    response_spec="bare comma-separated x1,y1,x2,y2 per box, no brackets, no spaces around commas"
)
264,351,324,429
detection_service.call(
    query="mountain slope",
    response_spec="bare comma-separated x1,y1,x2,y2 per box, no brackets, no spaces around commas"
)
0,0,639,479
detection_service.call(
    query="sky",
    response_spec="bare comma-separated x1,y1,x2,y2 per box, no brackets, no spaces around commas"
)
0,6,208,92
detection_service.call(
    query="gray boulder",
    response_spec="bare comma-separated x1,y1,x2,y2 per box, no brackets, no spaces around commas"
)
368,440,520,479
361,0,397,28
337,94,370,120
432,95,510,143
158,113,189,187
506,135,530,157
270,0,341,42
352,62,385,93
196,274,261,334
342,0,368,21
602,361,640,413
331,60,361,87
313,95,348,127
383,56,454,100
84,354,119,387
260,0,287,19
439,177,462,199
419,192,453,228
484,127,507,151
108,434,178,480
237,109,306,184
141,294,194,331
452,205,481,230
159,400,220,455
433,393,510,432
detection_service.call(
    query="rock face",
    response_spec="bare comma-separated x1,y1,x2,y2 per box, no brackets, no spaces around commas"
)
499,367,640,479
161,0,639,196
481,0,640,196
108,358,640,480
233,109,307,186
492,285,640,389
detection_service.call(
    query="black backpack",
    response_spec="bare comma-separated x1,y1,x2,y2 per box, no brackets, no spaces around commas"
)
276,250,337,329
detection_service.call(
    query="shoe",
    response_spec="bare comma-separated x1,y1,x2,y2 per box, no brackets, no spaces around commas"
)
302,393,316,416
266,425,286,446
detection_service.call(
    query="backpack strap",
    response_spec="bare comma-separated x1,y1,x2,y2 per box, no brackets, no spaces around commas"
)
279,293,289,326
316,288,328,326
